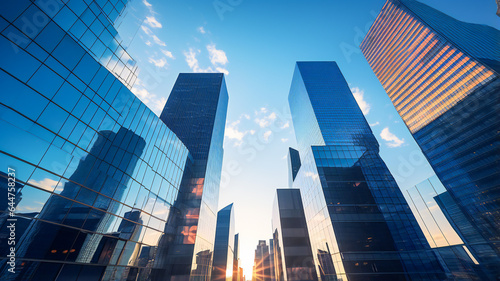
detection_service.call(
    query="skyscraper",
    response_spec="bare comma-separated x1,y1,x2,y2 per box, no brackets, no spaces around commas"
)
272,189,317,281
212,204,236,281
269,239,276,281
0,1,191,280
156,73,229,280
234,234,241,281
288,61,445,280
253,240,272,281
360,1,500,278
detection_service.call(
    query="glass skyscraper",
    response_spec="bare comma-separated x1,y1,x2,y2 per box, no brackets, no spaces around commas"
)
272,189,317,281
360,1,500,278
253,240,272,281
233,233,241,281
288,61,445,280
0,1,193,280
156,73,228,281
212,204,235,281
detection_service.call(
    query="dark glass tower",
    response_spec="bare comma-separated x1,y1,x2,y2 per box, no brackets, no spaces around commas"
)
272,189,317,281
360,1,500,278
157,73,228,281
233,234,241,281
287,148,301,187
288,61,445,280
0,1,191,280
212,204,236,281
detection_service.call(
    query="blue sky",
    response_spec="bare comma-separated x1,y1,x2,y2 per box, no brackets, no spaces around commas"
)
118,0,499,277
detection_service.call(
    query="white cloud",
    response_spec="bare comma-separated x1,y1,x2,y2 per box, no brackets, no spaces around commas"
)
145,41,152,46
198,26,206,34
184,48,199,69
263,130,272,141
28,178,59,192
141,26,166,46
380,127,405,147
148,57,167,68
152,97,167,112
143,0,152,7
370,121,380,127
242,114,250,120
131,79,166,115
224,119,258,147
183,48,227,74
351,87,370,115
215,67,229,75
161,49,174,59
145,16,162,28
207,44,228,65
280,121,290,129
281,138,288,143
255,112,277,128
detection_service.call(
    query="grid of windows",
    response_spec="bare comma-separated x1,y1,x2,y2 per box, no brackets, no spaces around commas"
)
360,1,500,278
1,0,139,89
360,0,496,133
0,1,190,280
289,62,445,280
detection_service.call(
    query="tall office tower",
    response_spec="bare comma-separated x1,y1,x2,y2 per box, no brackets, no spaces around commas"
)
253,240,272,281
288,61,445,280
269,239,276,281
0,1,191,280
360,0,500,278
272,189,317,281
157,73,228,280
233,234,241,281
404,176,484,280
287,148,301,187
212,204,236,281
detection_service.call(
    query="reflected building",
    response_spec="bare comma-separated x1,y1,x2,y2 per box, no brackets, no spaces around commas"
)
360,1,500,278
288,61,445,280
404,176,485,280
155,73,229,281
0,0,192,280
272,189,317,281
253,240,272,281
211,204,236,281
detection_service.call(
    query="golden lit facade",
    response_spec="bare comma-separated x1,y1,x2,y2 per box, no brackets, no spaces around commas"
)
361,0,500,279
360,0,496,133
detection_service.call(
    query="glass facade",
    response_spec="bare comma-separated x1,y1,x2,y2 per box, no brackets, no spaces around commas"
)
253,240,272,281
269,239,276,281
288,61,445,281
212,204,235,281
272,189,317,281
404,176,484,280
0,1,191,280
157,73,229,281
360,1,500,278
233,233,241,281
287,148,301,187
